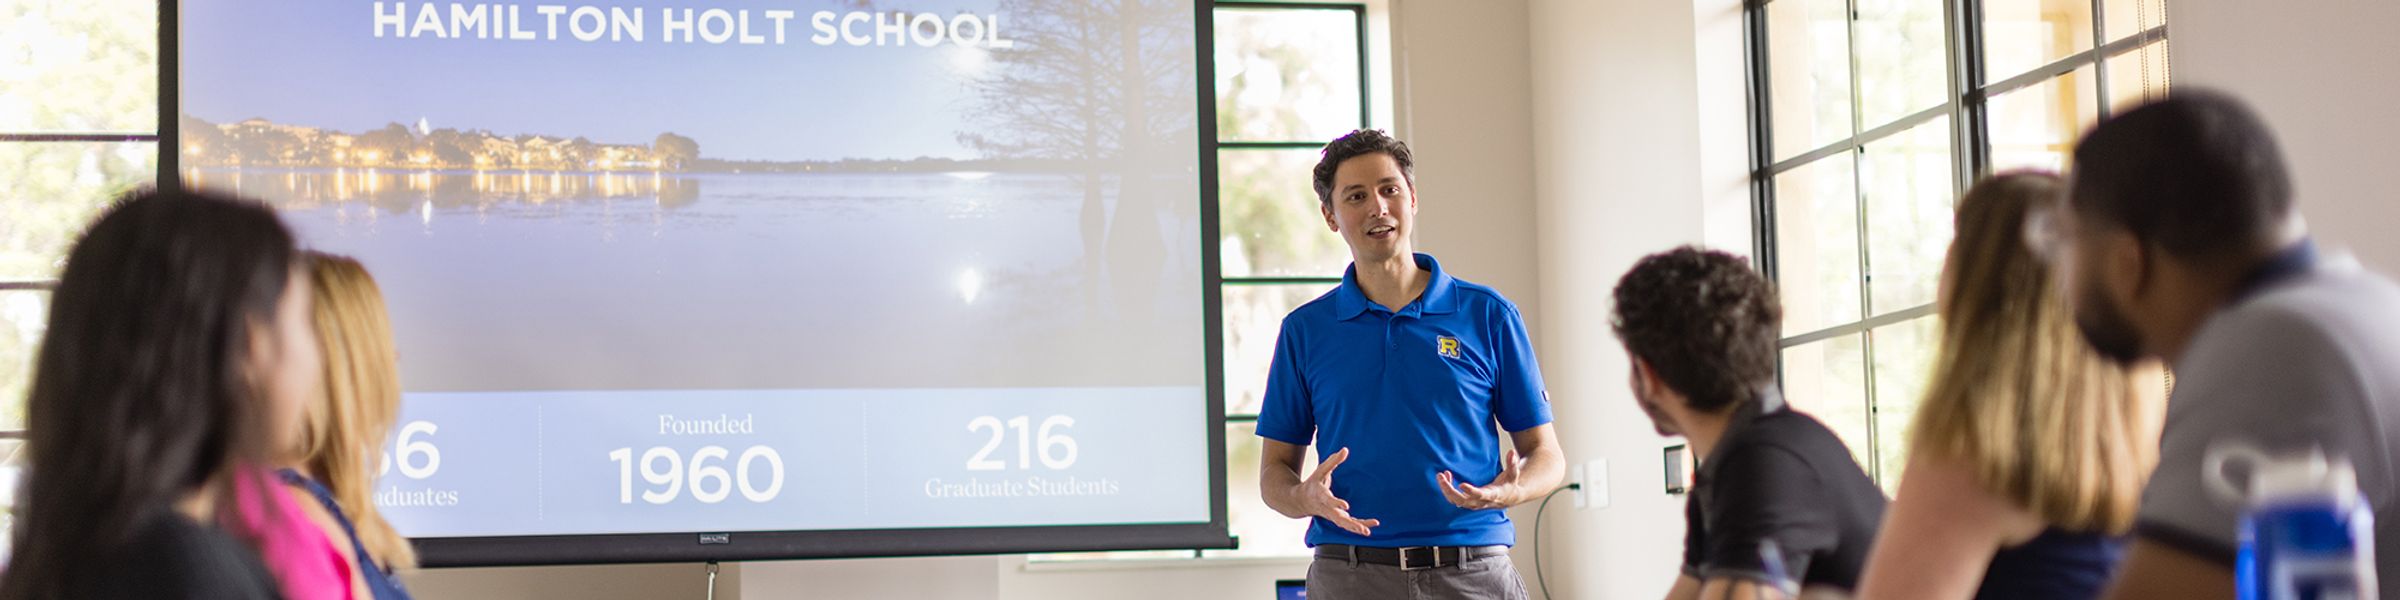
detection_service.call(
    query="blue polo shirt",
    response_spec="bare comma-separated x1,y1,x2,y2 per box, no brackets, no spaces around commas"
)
1255,253,1554,548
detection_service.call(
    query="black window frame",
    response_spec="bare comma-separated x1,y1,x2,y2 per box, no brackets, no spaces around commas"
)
0,1,177,440
1213,0,1371,422
1743,0,2169,483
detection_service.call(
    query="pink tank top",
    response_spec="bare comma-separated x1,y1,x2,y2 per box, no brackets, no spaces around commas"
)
230,468,356,600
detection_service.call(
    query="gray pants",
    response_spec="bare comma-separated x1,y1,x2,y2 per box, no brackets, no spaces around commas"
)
1306,553,1533,600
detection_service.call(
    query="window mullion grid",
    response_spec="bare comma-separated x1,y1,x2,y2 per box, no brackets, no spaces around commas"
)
1982,49,2101,98
159,0,181,188
1201,3,1373,562
1353,5,1371,130
1743,0,1779,286
1213,1,1368,11
0,133,159,142
1779,302,1935,349
0,281,59,292
1758,0,2138,485
2090,0,2114,119
1220,141,1333,150
0,275,45,437
1219,275,1338,421
1951,0,1991,190
0,4,176,447
1840,0,1884,484
1742,0,1784,386
1766,105,1945,178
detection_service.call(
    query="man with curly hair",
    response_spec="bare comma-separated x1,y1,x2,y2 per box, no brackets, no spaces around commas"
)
1611,246,1886,599
1255,129,1563,599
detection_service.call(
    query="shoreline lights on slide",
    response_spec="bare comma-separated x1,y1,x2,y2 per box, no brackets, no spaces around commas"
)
371,2,1019,48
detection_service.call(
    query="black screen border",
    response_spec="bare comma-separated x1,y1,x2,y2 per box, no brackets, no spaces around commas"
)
161,0,1235,567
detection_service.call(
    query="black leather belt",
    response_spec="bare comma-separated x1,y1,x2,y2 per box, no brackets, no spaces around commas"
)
1314,544,1508,571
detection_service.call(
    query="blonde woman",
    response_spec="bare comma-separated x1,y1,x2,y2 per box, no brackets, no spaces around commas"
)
278,252,418,600
1856,172,2169,600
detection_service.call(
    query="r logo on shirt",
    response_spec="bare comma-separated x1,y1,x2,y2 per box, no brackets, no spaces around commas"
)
1437,335,1464,359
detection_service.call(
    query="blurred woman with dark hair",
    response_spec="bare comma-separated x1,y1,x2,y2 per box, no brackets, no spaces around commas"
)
0,188,343,599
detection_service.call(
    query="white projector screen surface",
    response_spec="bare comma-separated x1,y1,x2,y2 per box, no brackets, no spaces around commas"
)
176,0,1216,564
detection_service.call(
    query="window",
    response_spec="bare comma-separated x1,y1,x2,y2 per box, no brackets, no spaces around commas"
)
1037,2,1367,563
1,1,164,416
2,0,166,560
1,0,163,418
1747,0,2169,489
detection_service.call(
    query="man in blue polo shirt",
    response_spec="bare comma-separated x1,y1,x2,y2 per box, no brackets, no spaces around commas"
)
1256,129,1565,600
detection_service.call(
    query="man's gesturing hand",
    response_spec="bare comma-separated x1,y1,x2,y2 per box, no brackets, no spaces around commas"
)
1292,448,1379,536
1438,449,1526,510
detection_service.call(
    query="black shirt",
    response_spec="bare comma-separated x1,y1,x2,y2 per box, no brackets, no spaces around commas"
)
74,509,285,600
1681,390,1888,592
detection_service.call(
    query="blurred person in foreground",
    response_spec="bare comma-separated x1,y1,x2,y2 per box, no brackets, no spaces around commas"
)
1856,171,2170,600
2034,90,2400,599
1,188,326,599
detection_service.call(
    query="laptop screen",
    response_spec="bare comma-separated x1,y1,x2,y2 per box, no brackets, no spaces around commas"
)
1275,579,1306,600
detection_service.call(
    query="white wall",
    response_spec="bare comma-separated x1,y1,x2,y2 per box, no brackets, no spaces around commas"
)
1519,0,1751,595
1394,0,1542,310
744,556,996,600
2164,0,2400,271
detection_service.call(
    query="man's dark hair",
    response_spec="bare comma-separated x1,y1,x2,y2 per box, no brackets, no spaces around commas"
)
1312,129,1415,206
2071,89,2294,262
1610,246,1781,413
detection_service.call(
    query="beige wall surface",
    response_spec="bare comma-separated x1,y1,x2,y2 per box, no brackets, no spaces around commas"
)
2165,0,2400,272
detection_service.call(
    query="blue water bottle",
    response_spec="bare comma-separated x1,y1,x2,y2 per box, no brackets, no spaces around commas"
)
2209,445,2380,600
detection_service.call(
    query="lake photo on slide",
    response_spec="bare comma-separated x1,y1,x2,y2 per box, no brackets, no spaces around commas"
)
187,167,1203,393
